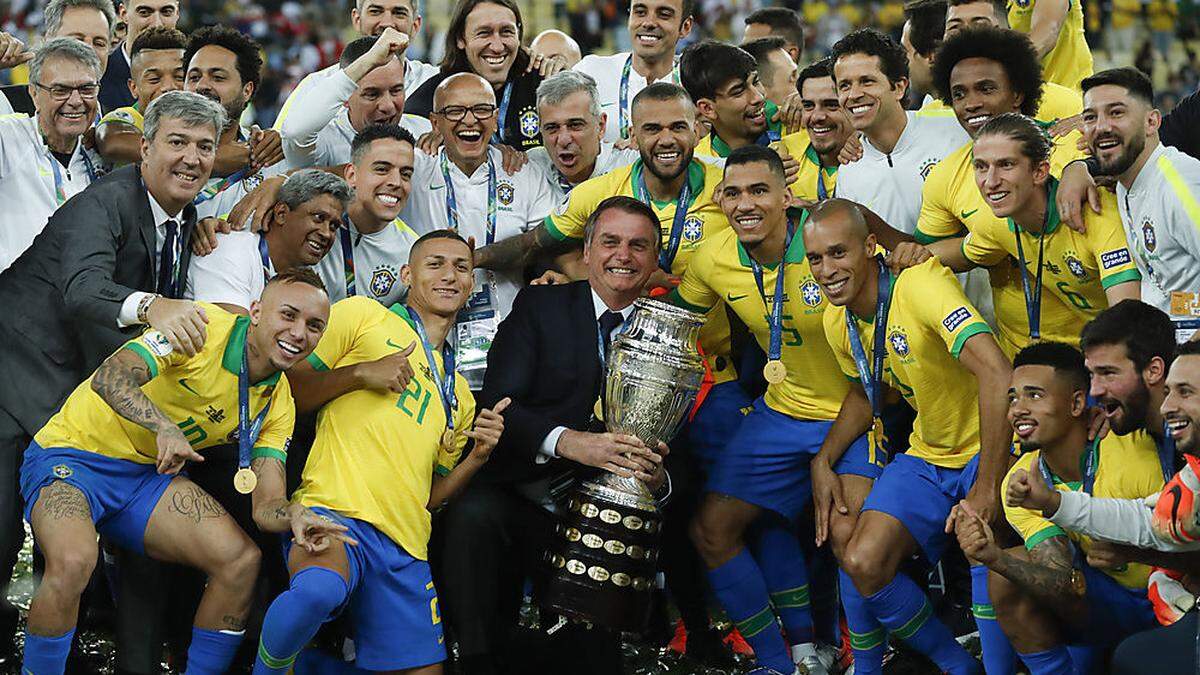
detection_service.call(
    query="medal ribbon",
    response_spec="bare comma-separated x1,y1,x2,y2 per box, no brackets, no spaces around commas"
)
619,55,633,140
410,307,457,437
494,82,513,144
193,167,250,206
46,146,97,206
1037,436,1099,496
339,217,357,297
441,150,498,245
634,162,693,272
237,346,272,477
845,255,894,419
1160,422,1180,482
257,236,272,283
1013,224,1047,340
749,221,795,371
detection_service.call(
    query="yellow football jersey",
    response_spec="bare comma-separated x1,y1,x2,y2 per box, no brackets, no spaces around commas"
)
824,259,992,468
97,104,144,131
1008,0,1094,92
295,297,475,560
675,222,848,420
915,131,1088,357
1004,430,1166,589
918,82,1081,124
545,159,737,384
36,305,294,466
962,180,1140,349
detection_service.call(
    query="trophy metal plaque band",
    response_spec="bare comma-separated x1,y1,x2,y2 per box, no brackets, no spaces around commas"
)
540,299,705,632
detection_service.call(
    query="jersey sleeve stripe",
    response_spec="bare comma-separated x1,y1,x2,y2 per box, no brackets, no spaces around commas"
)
914,228,964,244
123,343,159,378
1023,525,1068,551
668,289,712,314
434,464,453,476
543,215,572,242
1100,268,1142,289
306,353,330,372
949,321,993,359
252,447,287,463
1158,154,1200,232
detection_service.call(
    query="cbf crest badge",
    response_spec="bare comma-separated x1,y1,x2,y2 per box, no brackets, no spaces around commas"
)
519,107,540,138
888,328,911,357
682,216,703,243
52,464,72,479
800,279,823,307
1063,253,1087,280
497,181,515,206
369,265,398,298
1142,218,1157,252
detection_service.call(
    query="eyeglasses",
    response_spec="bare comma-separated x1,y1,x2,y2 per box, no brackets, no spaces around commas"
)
33,81,100,102
434,104,499,122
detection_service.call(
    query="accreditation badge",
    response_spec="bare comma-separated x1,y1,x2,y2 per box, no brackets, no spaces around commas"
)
1170,291,1200,344
455,270,500,390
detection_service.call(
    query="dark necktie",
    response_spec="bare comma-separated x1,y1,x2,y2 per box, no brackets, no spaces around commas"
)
157,219,179,298
599,309,624,360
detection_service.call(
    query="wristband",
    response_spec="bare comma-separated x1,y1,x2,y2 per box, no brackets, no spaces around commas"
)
137,293,161,324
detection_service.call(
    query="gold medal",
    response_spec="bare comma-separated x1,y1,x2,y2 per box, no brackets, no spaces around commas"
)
593,397,605,422
763,359,786,384
442,429,455,449
233,467,257,494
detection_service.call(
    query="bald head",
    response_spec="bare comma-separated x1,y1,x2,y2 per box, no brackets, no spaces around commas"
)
807,198,869,240
802,198,877,307
530,29,582,68
434,72,496,110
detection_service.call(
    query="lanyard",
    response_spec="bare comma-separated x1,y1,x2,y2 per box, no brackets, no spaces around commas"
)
619,55,633,140
339,218,357,297
1013,225,1047,340
750,222,795,368
257,236,272,283
634,163,693,272
193,167,249,206
237,347,272,477
816,171,829,201
845,256,894,418
410,307,457,436
1038,437,1099,495
494,82,513,143
441,151,498,246
46,147,97,205
1160,422,1180,482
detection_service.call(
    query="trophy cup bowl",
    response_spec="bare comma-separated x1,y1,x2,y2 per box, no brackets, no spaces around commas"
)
540,299,706,632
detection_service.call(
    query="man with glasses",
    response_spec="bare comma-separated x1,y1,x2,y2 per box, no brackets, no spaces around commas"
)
401,72,554,388
0,38,102,273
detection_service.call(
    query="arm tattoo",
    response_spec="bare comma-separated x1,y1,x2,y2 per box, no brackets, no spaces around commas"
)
167,485,228,524
37,481,92,521
475,225,569,272
991,536,1082,603
222,614,246,631
92,350,174,434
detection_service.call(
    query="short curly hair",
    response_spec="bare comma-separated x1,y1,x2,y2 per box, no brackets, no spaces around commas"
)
183,25,263,90
931,26,1041,117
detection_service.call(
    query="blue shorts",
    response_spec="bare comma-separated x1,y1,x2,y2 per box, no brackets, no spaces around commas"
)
706,398,882,521
686,381,754,470
19,442,173,556
298,508,445,671
1070,562,1157,646
862,452,980,565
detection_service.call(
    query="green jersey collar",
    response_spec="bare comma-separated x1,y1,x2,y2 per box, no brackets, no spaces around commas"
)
221,316,283,387
1006,177,1062,235
804,143,839,176
630,159,706,208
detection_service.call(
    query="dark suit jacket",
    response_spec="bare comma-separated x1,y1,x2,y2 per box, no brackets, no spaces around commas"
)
0,164,197,435
477,281,605,488
99,44,134,114
1,84,33,116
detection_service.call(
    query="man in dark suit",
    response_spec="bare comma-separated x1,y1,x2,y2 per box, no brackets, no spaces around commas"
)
438,195,671,675
0,89,223,653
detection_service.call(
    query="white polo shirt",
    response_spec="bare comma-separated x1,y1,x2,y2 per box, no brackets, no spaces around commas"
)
314,216,421,307
273,57,440,131
0,114,101,272
573,52,680,143
184,229,272,311
526,141,639,204
1116,142,1200,339
279,68,433,169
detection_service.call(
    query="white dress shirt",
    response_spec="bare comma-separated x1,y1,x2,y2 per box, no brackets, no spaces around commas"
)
117,189,185,326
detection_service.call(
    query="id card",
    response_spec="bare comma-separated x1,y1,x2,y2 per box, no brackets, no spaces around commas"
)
456,271,499,390
1171,291,1200,344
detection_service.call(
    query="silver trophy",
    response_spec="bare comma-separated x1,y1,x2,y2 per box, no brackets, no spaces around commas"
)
541,299,706,631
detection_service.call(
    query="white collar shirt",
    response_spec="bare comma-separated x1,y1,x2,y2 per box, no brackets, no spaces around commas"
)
573,52,680,143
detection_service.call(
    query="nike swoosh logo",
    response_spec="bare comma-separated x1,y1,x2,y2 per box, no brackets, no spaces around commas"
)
386,338,408,351
727,293,748,302
430,184,446,191
960,209,979,220
601,101,617,107
178,379,200,396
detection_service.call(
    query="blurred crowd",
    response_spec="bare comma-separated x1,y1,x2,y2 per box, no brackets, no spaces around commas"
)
3,0,1199,125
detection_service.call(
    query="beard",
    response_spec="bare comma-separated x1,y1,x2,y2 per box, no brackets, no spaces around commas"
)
1110,382,1152,435
640,147,692,182
1096,131,1145,177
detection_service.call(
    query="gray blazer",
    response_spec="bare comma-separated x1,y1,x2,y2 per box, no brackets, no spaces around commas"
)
0,164,196,434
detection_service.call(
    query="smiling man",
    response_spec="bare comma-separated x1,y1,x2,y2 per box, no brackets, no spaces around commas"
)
280,29,431,170
94,26,187,167
99,0,179,112
741,37,800,113
793,57,853,202
402,72,554,387
20,269,340,675
186,170,352,314
573,0,694,142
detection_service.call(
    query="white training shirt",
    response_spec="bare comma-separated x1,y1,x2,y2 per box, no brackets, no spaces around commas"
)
573,52,680,144
184,229,272,311
402,144,556,319
279,68,433,169
194,159,291,220
1115,142,1200,337
0,114,101,272
314,216,421,307
526,141,639,204
273,58,439,131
